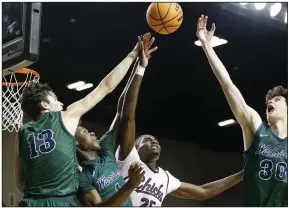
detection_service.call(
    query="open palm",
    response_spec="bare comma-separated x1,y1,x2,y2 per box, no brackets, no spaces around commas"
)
196,15,216,43
138,33,158,68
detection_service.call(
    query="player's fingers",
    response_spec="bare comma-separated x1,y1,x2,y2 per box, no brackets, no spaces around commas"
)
129,165,138,174
148,46,158,54
136,166,144,175
147,37,155,48
138,36,142,49
211,23,216,32
130,162,139,171
201,14,204,24
142,33,148,43
204,15,208,26
141,41,145,53
145,32,151,43
130,161,141,170
197,17,202,29
140,170,146,177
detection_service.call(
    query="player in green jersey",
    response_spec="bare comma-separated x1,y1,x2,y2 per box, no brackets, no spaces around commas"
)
76,33,158,206
14,35,145,207
196,15,287,206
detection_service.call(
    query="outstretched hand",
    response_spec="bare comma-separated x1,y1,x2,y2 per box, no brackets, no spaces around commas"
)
138,33,158,68
196,15,216,44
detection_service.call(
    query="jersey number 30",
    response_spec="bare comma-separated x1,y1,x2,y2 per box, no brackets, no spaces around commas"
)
27,129,56,159
259,159,287,181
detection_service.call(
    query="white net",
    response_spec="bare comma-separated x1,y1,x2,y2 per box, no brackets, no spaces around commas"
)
2,70,39,132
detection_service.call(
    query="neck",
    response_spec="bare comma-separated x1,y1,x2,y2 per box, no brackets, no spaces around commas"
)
78,150,98,162
145,159,158,171
35,111,47,120
270,119,287,139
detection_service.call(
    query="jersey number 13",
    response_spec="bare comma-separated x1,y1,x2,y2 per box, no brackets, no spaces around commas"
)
27,129,56,159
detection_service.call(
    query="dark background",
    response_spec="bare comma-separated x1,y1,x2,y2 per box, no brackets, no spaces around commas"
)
2,2,287,207
30,2,287,152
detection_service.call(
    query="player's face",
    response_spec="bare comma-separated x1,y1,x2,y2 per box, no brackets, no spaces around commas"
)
266,96,287,124
43,91,63,112
76,126,100,151
137,136,161,160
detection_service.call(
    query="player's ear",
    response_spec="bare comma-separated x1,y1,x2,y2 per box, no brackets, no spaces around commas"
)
40,101,49,110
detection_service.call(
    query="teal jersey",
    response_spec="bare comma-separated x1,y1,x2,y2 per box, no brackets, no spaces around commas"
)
243,123,288,207
18,112,78,196
78,130,133,207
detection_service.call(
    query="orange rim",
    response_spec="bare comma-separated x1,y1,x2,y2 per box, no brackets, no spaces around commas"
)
2,68,40,87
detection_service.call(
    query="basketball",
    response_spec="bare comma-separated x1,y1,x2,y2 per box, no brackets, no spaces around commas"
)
146,3,183,35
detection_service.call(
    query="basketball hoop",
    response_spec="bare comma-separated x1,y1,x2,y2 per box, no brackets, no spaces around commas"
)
2,68,40,132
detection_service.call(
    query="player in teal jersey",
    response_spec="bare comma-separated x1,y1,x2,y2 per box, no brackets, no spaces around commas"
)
14,35,145,207
196,15,287,206
76,34,158,206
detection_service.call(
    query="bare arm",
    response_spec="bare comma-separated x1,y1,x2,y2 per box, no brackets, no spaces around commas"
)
118,64,144,160
170,170,243,201
65,45,139,120
196,15,262,149
82,183,135,207
118,34,157,160
14,136,24,192
109,58,139,133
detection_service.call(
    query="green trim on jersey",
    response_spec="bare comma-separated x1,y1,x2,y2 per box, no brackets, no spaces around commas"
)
78,130,133,207
243,123,288,207
18,112,79,197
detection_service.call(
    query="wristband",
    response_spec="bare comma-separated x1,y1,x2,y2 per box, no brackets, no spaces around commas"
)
136,65,146,76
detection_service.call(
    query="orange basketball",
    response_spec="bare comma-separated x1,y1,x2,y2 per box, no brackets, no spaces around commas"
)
146,2,183,35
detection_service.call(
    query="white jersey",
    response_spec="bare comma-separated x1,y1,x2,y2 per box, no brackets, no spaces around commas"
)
115,146,181,206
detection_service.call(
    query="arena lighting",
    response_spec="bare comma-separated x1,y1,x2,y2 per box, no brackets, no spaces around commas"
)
67,81,85,89
270,3,282,17
218,119,237,127
254,3,266,11
240,3,247,6
76,83,94,91
194,36,228,47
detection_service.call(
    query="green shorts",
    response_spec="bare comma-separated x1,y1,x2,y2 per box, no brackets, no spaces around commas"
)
19,195,79,207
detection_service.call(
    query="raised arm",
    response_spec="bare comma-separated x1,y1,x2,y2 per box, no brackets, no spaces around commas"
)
14,135,24,192
118,34,158,160
64,41,140,120
170,170,243,201
196,15,262,149
109,58,139,133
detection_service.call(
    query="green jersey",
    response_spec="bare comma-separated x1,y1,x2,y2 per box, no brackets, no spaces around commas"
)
18,112,78,196
243,123,288,207
78,130,133,207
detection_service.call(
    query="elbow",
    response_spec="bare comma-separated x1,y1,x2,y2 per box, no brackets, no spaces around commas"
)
14,172,24,192
99,81,113,94
15,182,24,193
199,188,209,201
220,80,234,90
120,111,134,121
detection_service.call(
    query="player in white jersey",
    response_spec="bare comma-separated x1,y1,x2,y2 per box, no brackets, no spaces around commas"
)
115,33,244,206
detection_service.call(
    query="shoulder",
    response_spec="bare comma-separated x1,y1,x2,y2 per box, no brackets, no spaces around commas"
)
100,130,117,142
246,106,263,133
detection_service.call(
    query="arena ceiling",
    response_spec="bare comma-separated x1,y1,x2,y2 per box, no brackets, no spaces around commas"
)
30,2,287,152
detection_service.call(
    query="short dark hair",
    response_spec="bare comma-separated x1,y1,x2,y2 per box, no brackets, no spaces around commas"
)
135,134,156,148
265,86,287,105
20,83,53,120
